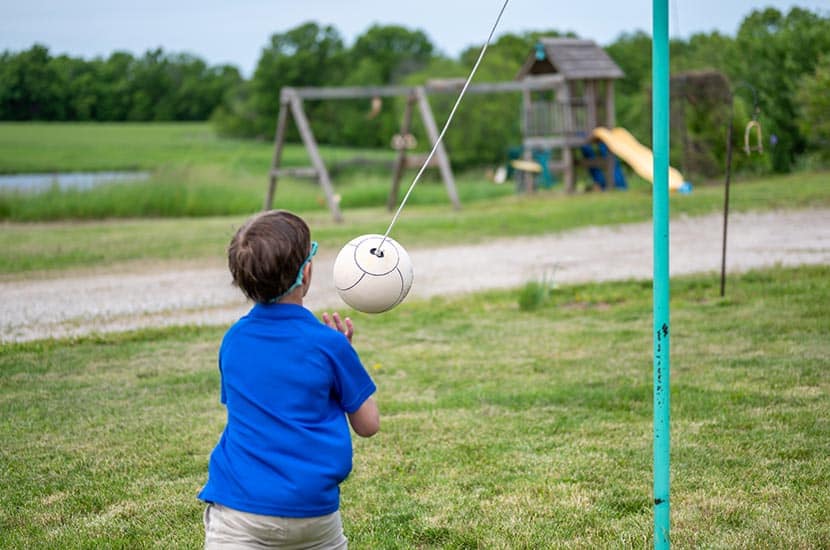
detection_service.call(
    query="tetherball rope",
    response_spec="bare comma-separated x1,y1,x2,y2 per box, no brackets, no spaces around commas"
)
374,0,511,256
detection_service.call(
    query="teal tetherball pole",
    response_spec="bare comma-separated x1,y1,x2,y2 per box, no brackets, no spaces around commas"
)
652,0,671,548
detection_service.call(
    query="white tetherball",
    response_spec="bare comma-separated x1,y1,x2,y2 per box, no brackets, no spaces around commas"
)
332,234,414,313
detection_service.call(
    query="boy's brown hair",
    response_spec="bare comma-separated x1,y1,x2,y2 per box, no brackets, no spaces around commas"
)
228,210,311,303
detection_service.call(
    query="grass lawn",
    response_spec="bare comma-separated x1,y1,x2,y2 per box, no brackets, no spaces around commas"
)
0,122,314,174
2,122,828,545
1,122,828,277
0,122,506,221
2,168,829,276
1,265,828,548
1,121,828,227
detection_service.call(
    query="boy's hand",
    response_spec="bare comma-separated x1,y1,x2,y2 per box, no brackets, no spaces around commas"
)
322,312,354,343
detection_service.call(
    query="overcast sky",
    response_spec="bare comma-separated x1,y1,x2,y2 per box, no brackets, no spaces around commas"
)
1,1,827,77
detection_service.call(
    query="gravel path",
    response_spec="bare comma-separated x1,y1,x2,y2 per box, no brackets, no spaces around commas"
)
2,208,828,343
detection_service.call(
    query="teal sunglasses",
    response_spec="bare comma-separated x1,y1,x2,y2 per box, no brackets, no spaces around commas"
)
270,241,318,303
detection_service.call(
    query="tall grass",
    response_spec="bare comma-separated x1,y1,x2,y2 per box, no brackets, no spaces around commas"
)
2,168,829,275
1,122,518,221
4,122,826,223
0,122,409,220
0,265,828,548
0,122,279,173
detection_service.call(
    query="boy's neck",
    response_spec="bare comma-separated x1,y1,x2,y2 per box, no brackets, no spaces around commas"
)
275,265,310,306
276,287,304,306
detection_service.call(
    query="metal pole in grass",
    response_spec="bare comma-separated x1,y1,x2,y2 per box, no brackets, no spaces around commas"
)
652,0,671,547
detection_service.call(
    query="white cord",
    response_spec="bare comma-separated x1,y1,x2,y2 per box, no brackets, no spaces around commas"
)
374,0,510,256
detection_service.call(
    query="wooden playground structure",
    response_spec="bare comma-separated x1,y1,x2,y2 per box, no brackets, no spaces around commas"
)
515,38,624,192
266,38,625,221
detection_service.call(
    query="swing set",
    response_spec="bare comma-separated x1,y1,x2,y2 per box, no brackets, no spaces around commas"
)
265,76,565,221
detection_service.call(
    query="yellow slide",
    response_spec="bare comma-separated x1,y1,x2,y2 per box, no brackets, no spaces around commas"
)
591,127,686,191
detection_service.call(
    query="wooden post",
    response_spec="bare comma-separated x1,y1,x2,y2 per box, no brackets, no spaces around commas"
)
288,94,343,222
562,147,575,192
604,80,617,189
388,94,417,211
265,99,290,210
585,80,598,130
522,150,535,193
605,80,616,129
414,86,461,210
560,82,577,193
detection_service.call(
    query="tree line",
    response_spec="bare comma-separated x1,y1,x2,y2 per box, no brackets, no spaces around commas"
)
0,46,242,121
1,6,828,174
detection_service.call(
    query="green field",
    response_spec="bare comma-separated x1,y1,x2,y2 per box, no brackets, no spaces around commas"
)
0,122,512,221
1,266,828,548
3,122,828,228
2,123,829,276
2,167,829,275
1,122,829,547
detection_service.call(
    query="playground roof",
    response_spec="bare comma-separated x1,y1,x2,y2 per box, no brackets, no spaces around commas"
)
517,38,624,81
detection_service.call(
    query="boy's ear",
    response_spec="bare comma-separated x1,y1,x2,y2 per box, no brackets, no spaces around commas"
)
302,261,313,295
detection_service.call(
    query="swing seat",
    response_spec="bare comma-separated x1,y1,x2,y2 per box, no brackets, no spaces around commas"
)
744,120,763,154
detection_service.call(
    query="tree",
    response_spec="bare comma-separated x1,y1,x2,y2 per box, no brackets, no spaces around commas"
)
247,22,347,138
210,80,260,138
96,52,136,121
333,25,435,148
163,54,241,121
604,31,653,147
422,33,540,168
796,53,830,159
605,31,651,97
672,31,735,75
0,45,240,122
0,45,66,120
731,7,830,171
351,25,433,83
332,57,393,148
225,23,439,144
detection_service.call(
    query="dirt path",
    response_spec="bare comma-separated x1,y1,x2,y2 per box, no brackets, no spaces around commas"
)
2,208,829,343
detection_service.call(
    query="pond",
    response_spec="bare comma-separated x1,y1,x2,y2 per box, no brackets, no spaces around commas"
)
0,171,151,193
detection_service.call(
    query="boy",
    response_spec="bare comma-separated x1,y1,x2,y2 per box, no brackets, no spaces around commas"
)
199,210,379,549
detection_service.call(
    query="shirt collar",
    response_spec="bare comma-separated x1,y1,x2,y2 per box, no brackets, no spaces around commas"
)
248,302,314,320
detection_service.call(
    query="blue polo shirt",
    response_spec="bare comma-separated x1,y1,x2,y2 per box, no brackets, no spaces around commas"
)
199,303,376,517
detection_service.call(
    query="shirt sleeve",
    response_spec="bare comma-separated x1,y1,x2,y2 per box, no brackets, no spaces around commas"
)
217,335,228,405
330,336,376,414
218,354,227,405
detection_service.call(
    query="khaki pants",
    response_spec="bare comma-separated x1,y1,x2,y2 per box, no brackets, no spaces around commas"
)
204,503,348,549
